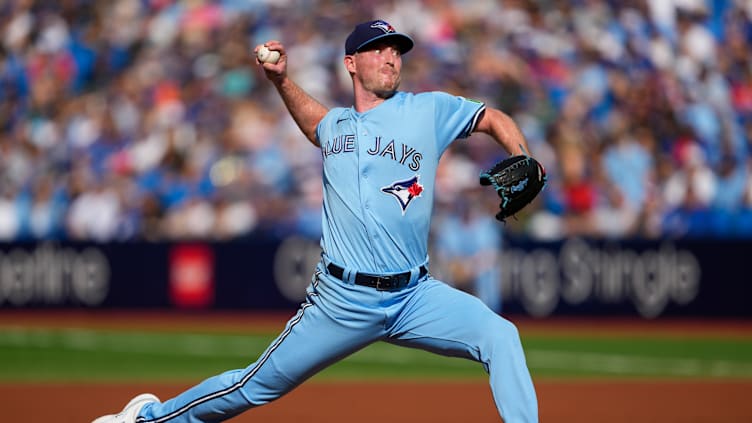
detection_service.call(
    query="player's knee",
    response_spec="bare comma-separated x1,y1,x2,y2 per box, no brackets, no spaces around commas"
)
500,318,521,338
472,317,523,366
487,318,522,348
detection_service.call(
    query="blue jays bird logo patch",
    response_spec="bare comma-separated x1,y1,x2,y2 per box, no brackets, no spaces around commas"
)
370,20,396,34
381,175,423,214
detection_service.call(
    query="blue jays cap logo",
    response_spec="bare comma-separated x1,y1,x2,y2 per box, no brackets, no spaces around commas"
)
370,20,396,34
346,19,414,55
381,175,423,214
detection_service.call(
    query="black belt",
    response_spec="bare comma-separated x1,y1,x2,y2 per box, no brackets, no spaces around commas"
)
326,263,427,291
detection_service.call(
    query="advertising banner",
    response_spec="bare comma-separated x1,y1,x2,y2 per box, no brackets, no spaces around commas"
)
0,237,748,318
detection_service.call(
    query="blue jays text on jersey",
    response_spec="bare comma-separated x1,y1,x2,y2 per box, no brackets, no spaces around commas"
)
321,135,423,171
320,134,355,157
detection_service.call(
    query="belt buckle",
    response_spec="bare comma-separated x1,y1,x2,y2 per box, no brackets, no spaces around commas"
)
374,275,393,291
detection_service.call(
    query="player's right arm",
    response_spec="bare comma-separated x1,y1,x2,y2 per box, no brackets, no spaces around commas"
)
254,40,328,146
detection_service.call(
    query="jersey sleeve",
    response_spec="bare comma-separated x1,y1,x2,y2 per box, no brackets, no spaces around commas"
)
315,107,346,147
431,92,486,151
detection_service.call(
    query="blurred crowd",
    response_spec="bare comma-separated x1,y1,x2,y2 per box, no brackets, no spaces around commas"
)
1,0,752,244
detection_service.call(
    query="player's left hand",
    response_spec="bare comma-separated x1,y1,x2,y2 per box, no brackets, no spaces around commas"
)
480,155,547,222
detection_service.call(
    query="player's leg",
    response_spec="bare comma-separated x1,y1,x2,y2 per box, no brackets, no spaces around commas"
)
137,269,383,422
385,277,538,423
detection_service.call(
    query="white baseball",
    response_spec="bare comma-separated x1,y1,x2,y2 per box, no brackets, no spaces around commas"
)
257,46,280,64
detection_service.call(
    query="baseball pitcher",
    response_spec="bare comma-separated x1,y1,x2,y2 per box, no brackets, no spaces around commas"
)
94,19,543,423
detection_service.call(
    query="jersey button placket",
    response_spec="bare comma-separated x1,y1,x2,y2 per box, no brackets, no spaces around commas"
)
356,120,370,212
358,120,378,259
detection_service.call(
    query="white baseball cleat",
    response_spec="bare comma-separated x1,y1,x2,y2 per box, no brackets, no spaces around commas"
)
92,393,160,423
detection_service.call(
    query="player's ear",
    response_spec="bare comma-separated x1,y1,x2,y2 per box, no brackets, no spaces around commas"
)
344,55,356,74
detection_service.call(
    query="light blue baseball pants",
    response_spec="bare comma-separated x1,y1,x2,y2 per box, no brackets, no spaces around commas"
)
137,261,538,422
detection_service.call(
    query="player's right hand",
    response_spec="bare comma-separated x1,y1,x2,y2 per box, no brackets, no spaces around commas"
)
253,40,287,83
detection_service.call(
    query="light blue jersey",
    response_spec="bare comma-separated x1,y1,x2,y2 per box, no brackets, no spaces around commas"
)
316,91,485,273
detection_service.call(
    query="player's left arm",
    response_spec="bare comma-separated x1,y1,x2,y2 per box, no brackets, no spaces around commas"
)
473,107,530,156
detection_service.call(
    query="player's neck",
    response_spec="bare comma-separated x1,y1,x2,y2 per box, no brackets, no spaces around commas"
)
353,86,395,113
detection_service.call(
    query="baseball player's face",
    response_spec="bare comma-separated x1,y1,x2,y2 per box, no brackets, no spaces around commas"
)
350,42,402,98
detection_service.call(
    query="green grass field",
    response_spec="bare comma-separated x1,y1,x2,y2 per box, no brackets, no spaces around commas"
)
2,325,751,382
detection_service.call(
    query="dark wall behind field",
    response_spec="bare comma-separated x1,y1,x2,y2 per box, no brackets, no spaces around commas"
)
0,237,749,319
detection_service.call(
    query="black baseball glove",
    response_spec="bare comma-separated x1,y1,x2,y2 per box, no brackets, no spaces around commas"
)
479,155,547,222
